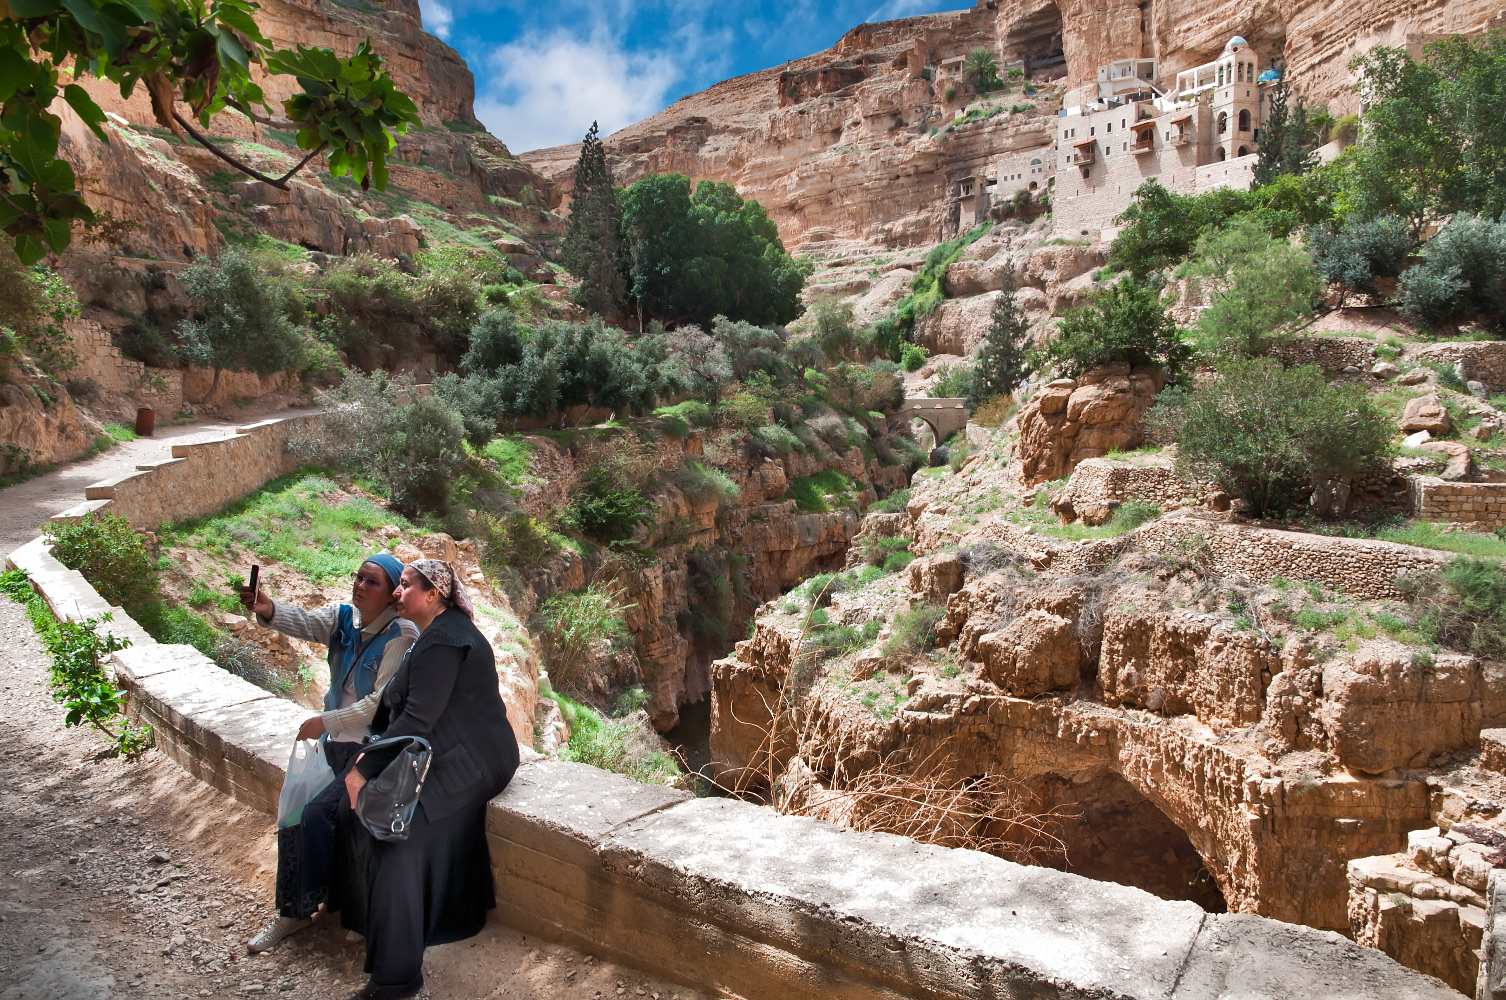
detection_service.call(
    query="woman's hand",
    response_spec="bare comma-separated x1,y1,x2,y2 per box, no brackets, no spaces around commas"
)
239,586,273,619
296,716,326,741
345,767,367,809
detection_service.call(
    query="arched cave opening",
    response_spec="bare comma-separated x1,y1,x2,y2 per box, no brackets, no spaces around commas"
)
1023,771,1228,911
1007,2,1066,82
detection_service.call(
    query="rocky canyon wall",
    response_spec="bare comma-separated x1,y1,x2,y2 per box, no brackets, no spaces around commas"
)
523,0,1505,249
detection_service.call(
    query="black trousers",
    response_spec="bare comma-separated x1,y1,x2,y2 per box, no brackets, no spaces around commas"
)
336,798,496,986
275,740,361,919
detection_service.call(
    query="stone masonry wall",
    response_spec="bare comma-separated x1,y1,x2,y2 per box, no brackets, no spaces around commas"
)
1412,477,1506,530
66,317,182,409
1415,342,1506,393
1269,336,1380,374
0,534,1463,1000
1135,511,1449,600
77,415,317,530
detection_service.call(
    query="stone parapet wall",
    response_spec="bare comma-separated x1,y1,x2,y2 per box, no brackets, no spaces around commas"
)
1412,477,1506,529
3,531,1462,999
1054,458,1208,520
66,317,182,409
1269,336,1379,373
77,415,317,530
1415,342,1506,393
1136,512,1449,600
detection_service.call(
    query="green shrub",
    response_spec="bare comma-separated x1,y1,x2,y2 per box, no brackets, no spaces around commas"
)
1109,499,1160,532
0,569,150,755
752,423,804,456
1033,278,1192,380
860,533,911,567
788,470,854,513
882,551,915,574
1307,215,1414,302
1152,359,1390,517
1189,221,1322,358
883,602,945,656
568,465,653,541
177,247,311,387
931,362,973,399
868,487,911,514
472,510,567,573
679,460,740,507
1398,214,1506,332
968,276,1031,407
44,513,158,614
901,343,928,371
540,583,634,694
1401,557,1506,657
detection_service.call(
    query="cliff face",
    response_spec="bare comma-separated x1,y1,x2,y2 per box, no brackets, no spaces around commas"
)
522,0,1504,248
53,0,560,265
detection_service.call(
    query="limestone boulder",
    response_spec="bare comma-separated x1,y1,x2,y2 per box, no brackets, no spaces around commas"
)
976,610,1081,696
0,377,98,473
907,553,965,606
1016,364,1162,486
1400,395,1452,435
1319,643,1482,773
913,292,999,356
1421,440,1472,481
944,257,1009,297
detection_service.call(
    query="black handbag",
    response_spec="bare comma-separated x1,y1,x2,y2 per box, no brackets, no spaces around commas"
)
355,736,432,842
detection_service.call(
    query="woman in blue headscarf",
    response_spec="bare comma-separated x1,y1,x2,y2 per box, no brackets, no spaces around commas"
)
238,552,417,953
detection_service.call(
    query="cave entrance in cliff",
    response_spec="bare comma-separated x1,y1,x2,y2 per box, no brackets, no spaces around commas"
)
1027,770,1228,911
1007,2,1066,82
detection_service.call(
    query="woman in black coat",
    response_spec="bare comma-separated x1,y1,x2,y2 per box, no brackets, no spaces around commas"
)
336,558,520,1000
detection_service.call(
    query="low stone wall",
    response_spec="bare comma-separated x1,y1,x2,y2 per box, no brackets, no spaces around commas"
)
1054,458,1208,521
1136,511,1449,600
66,317,183,410
73,415,317,530
3,535,1463,999
1413,477,1506,529
1415,343,1506,393
1269,335,1379,373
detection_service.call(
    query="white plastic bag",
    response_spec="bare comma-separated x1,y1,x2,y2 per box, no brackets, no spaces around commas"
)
277,739,333,830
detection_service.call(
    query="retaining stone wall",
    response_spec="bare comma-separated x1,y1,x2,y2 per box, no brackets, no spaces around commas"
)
74,415,317,530
66,318,182,409
1056,458,1207,514
1415,342,1506,393
1,535,1461,999
1135,512,1449,600
1269,336,1378,373
1412,477,1506,530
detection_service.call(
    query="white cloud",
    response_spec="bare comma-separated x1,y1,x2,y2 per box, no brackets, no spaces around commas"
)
418,0,454,38
473,28,679,152
865,0,948,23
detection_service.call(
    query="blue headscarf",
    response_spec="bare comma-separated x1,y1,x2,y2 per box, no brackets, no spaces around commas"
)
362,552,406,592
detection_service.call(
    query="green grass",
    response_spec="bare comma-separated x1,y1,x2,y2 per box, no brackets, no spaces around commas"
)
103,423,137,443
161,471,412,582
544,682,679,785
787,470,857,513
1375,521,1506,558
480,436,535,484
1005,499,1161,540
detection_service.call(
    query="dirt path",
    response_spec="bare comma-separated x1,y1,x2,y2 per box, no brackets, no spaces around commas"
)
0,594,707,1000
0,416,279,553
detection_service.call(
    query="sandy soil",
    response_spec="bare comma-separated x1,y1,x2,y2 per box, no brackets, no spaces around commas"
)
0,594,707,1000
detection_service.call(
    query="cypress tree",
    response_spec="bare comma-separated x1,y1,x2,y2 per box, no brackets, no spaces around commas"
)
561,121,626,317
967,269,1031,408
1253,76,1317,188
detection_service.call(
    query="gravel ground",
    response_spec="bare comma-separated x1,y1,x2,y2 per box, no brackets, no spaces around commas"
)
0,594,706,1000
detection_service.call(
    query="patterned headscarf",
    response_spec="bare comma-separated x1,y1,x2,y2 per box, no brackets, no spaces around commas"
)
409,558,475,619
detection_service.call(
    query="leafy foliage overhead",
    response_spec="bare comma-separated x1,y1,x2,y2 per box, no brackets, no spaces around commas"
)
0,0,419,263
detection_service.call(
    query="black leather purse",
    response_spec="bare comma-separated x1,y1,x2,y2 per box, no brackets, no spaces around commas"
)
355,736,432,842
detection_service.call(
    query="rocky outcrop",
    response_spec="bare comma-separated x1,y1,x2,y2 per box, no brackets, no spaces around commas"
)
0,376,99,474
1400,395,1452,435
1016,363,1162,486
976,608,1081,695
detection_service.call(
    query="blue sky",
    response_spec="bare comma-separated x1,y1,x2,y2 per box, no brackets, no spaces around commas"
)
416,0,974,153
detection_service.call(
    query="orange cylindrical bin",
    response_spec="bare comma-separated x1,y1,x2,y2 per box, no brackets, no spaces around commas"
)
134,406,156,437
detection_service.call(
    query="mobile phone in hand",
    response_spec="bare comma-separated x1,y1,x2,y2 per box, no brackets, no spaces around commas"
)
248,564,259,600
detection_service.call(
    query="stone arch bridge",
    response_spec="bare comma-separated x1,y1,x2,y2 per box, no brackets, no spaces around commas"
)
891,397,968,446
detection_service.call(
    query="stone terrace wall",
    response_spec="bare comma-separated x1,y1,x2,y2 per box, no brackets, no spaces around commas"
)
1135,512,1448,600
1412,477,1506,530
2,534,1463,1000
75,415,317,530
1415,342,1506,393
66,317,183,410
1054,458,1207,516
1269,336,1379,374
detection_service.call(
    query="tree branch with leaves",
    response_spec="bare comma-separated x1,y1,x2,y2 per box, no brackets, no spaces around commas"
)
0,0,420,263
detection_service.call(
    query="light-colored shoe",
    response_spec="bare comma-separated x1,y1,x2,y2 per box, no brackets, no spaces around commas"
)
248,915,310,953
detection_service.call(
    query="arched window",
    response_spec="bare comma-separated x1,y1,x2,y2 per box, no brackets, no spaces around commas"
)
1238,145,1249,156
1238,109,1251,131
1029,180,1038,190
1216,146,1227,161
1217,111,1229,134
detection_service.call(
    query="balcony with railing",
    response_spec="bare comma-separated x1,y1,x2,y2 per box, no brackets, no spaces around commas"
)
1071,139,1096,164
1131,128,1156,153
